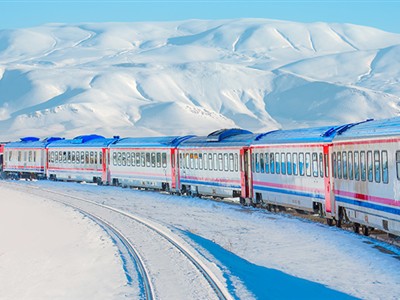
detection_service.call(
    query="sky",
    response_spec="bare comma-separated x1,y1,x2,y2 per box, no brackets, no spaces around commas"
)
0,0,400,34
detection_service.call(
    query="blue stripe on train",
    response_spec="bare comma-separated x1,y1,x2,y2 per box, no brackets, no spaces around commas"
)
254,185,325,200
180,179,240,189
336,196,400,216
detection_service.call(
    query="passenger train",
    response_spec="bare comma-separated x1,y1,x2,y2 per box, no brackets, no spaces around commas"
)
1,117,400,238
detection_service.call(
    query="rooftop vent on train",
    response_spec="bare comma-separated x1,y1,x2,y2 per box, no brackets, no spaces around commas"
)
206,128,253,142
44,137,65,143
72,134,105,144
20,136,40,142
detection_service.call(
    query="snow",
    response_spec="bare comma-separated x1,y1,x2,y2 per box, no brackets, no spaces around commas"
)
1,180,399,299
1,19,400,140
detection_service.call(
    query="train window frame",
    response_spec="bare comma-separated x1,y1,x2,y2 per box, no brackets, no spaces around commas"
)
80,151,84,164
265,152,269,174
126,152,131,166
360,151,366,181
337,152,342,179
140,152,145,167
71,151,75,164
151,152,156,168
162,153,167,168
121,152,126,166
299,153,305,176
28,151,32,162
397,151,400,181
260,153,264,173
374,150,381,183
275,153,280,174
305,152,311,177
381,151,388,184
281,152,286,175
342,151,348,180
131,152,135,166
224,153,229,172
234,153,239,172
218,153,223,171
293,153,298,176
156,152,161,168
332,152,336,178
199,153,203,170
229,153,234,172
24,151,27,162
367,151,373,182
319,153,323,178
136,152,141,167
99,152,103,165
251,153,255,172
203,153,208,170
255,153,260,173
213,153,217,171
209,154,213,170
348,151,353,180
354,151,360,181
287,153,292,176
145,152,150,167
312,153,318,177
270,153,275,174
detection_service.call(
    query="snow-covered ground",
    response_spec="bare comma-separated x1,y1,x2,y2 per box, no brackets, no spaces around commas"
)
1,180,399,299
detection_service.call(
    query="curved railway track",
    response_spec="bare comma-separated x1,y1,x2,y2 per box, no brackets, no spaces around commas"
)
6,182,232,300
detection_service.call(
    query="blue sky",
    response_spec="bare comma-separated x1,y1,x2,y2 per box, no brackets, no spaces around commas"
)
1,1,400,33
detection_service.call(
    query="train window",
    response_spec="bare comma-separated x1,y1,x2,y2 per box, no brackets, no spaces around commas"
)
293,153,298,176
312,153,318,177
140,152,145,167
179,153,183,169
211,153,216,170
354,151,360,181
184,153,188,169
34,151,36,162
342,152,348,180
130,152,134,166
209,154,214,170
156,153,160,168
197,153,202,170
189,153,193,169
84,151,88,164
66,151,70,163
146,153,150,167
99,152,103,165
319,153,323,178
275,153,280,174
50,151,55,163
229,154,234,172
223,153,228,171
360,151,366,181
126,152,130,166
203,153,208,170
28,151,32,162
337,152,342,179
151,152,156,168
281,153,286,175
396,151,400,181
260,153,264,173
305,153,311,177
251,153,255,172
23,151,27,162
374,151,381,183
299,153,305,176
89,151,94,165
287,153,292,175
255,153,260,173
347,152,353,180
265,153,269,173
120,152,126,166
71,151,75,164
270,153,275,174
367,151,373,182
116,152,121,166
18,151,21,162
80,151,84,164
8,151,12,162
381,151,388,184
234,154,239,172
112,152,117,166
54,151,58,163
95,152,99,165
218,153,223,171
162,153,167,168
332,152,336,178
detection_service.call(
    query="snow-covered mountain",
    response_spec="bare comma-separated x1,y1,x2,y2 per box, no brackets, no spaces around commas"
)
1,18,400,140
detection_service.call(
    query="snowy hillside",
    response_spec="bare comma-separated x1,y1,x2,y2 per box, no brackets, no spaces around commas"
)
1,19,400,140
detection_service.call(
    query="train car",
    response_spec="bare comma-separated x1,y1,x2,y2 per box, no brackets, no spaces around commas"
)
177,129,259,202
331,117,400,236
251,125,350,219
3,137,63,179
46,134,119,184
109,136,194,191
0,142,7,174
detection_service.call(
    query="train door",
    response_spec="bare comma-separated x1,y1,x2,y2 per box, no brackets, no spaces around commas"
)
323,144,336,219
170,148,178,190
240,147,253,202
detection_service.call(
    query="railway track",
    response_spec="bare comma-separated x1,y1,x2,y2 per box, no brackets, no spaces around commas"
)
6,181,232,300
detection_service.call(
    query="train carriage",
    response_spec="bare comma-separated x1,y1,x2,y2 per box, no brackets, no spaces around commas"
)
46,135,119,184
109,136,193,191
177,129,258,201
332,117,400,236
3,137,63,179
251,125,348,218
0,142,8,174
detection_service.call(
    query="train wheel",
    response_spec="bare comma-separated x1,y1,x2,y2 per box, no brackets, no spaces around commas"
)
362,226,370,236
326,218,334,226
353,223,360,234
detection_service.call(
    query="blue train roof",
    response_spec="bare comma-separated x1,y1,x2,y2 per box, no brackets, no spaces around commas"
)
47,134,119,148
334,117,400,140
253,124,354,145
179,128,259,148
5,137,64,149
111,135,195,148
